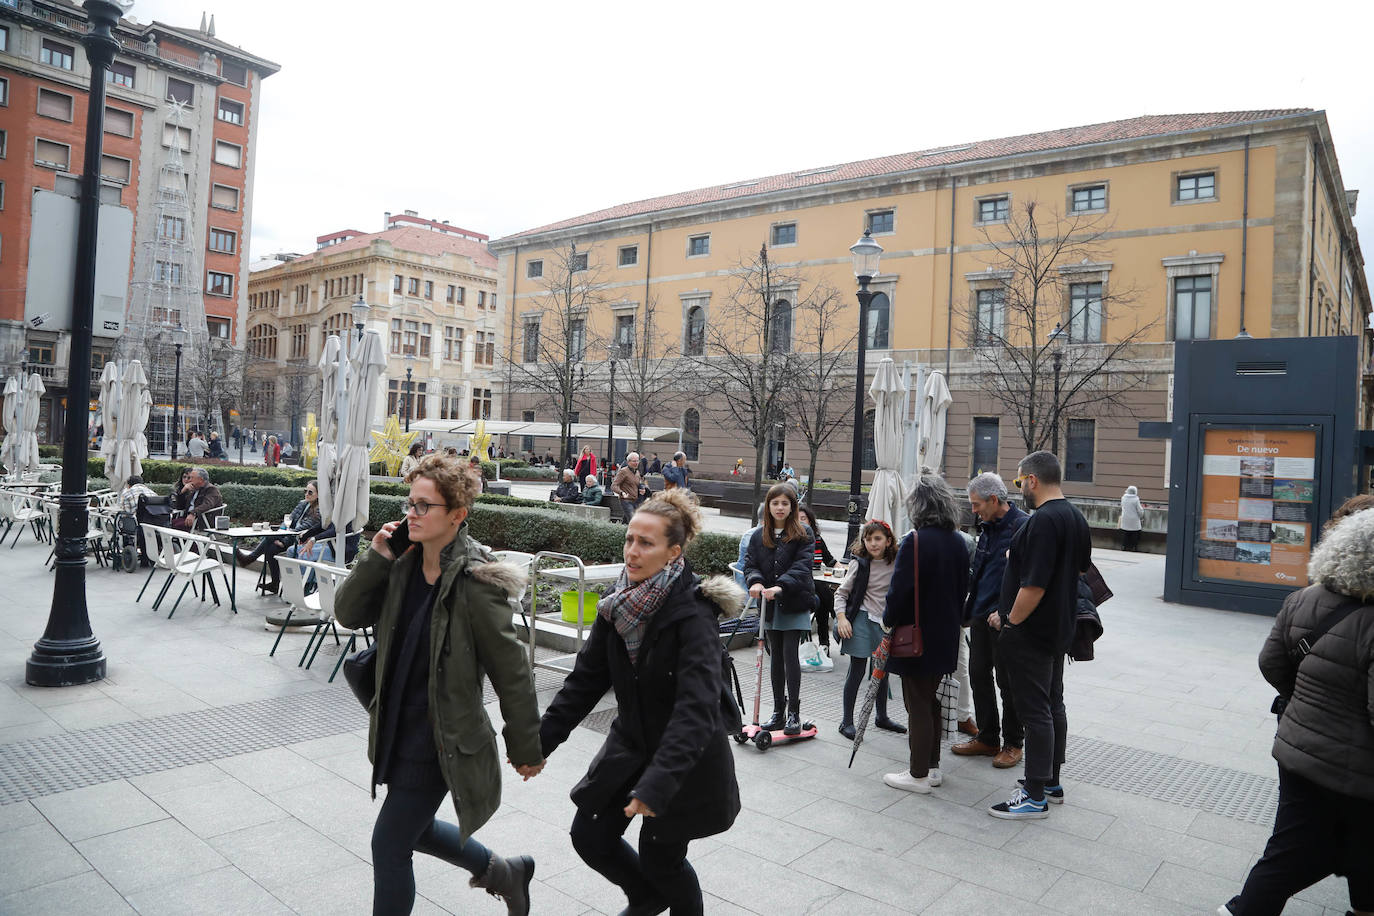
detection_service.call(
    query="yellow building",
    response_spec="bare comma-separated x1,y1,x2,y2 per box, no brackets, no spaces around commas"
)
490,110,1372,501
244,212,501,443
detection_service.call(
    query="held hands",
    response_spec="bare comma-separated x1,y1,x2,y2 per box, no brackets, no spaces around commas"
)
507,757,545,781
624,797,656,818
371,521,402,561
835,614,853,640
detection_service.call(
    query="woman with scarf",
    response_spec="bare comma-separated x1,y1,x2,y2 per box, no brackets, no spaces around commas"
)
540,489,744,916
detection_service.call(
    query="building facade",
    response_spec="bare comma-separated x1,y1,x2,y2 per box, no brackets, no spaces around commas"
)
0,2,276,442
244,212,501,444
491,109,1373,502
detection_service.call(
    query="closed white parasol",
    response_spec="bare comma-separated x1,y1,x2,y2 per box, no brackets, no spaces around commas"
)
867,357,908,531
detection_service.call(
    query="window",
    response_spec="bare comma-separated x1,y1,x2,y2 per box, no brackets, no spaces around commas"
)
526,259,543,279
1176,171,1216,202
29,343,55,365
768,299,791,353
771,223,797,246
100,155,131,184
290,324,308,359
155,260,184,284
393,274,403,293
390,318,402,353
211,184,239,210
1064,419,1095,482
618,245,638,267
221,60,248,86
162,123,192,151
419,323,432,358
322,312,348,338
687,234,710,257
475,331,495,365
1173,275,1213,341
454,286,465,304
477,290,486,308
521,410,536,452
208,228,236,254
0,131,5,158
971,417,999,475
41,39,74,70
214,140,242,168
522,321,540,362
977,195,1009,223
34,139,70,170
614,314,636,358
165,77,194,106
207,317,231,340
439,384,463,420
107,60,136,88
217,97,244,125
0,77,8,106
207,271,234,297
402,320,419,355
472,388,493,420
443,326,464,360
1068,282,1103,342
571,251,588,272
1070,183,1107,213
407,277,420,296
682,408,701,461
0,181,5,211
569,317,586,361
973,288,1005,344
867,209,894,234
0,26,7,52
684,303,706,355
424,280,433,299
247,324,277,359
867,292,890,349
104,107,134,137
446,284,456,303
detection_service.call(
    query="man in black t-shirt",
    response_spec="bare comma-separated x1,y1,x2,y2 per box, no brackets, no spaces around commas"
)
988,450,1092,820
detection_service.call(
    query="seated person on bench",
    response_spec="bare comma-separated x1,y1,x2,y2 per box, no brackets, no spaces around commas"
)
551,469,582,503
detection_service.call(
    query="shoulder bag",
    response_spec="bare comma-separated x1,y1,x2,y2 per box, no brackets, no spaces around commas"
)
342,644,377,710
890,531,924,659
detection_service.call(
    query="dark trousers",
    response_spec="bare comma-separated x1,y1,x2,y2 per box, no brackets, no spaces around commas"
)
1121,529,1141,552
1000,630,1066,787
1229,767,1374,916
814,585,835,647
899,674,943,778
968,617,1023,749
841,655,889,725
766,629,801,714
247,537,291,584
570,799,701,915
371,782,491,916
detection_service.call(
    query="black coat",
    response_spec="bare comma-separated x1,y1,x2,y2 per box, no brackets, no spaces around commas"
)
540,565,743,843
883,528,971,678
743,525,817,628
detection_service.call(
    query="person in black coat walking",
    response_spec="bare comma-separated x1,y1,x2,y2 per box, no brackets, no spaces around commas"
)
882,472,971,795
540,490,745,916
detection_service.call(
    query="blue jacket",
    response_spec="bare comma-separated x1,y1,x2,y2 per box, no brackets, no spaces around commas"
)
964,503,1028,624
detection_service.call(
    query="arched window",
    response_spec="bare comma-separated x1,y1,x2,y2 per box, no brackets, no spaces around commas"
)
867,292,890,349
684,306,705,356
862,408,876,470
682,407,700,460
769,299,792,353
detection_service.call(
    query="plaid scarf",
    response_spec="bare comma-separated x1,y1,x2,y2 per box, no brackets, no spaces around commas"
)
599,557,686,665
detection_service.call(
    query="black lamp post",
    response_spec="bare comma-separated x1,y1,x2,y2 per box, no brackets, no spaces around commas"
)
404,352,415,432
168,325,186,460
605,345,618,471
1048,322,1065,456
28,0,131,687
351,294,370,345
844,229,883,552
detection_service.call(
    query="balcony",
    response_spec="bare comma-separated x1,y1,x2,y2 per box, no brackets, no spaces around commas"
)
10,1,205,71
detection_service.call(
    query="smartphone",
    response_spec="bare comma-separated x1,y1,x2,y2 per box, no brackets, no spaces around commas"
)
387,520,412,555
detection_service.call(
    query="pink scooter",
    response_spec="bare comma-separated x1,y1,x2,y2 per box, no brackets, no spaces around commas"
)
734,595,819,751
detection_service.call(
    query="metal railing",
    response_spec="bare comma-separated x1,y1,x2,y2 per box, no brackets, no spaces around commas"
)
8,0,206,71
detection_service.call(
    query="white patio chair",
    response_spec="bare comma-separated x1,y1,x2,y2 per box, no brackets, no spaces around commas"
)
286,556,364,681
269,555,323,658
160,530,231,619
6,491,49,548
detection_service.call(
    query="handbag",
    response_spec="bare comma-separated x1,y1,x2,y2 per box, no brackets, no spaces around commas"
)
890,531,924,659
342,644,377,710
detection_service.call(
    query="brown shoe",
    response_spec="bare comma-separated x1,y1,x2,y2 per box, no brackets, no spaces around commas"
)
951,739,999,757
957,717,978,737
992,746,1023,769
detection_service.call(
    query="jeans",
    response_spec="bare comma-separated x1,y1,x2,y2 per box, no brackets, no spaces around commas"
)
899,674,943,778
968,617,1023,749
766,629,801,714
1000,628,1066,792
371,782,491,916
1228,767,1374,916
570,799,701,915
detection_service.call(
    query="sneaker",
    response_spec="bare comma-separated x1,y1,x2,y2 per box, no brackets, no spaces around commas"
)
927,769,942,787
1016,778,1065,804
989,787,1049,819
883,771,934,794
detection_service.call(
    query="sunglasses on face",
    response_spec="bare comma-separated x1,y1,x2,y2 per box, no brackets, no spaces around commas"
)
1013,473,1033,489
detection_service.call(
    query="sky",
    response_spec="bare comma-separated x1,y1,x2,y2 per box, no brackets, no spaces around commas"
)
127,0,1374,268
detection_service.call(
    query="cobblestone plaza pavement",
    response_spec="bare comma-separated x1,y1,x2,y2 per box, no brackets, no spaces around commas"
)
0,512,1358,914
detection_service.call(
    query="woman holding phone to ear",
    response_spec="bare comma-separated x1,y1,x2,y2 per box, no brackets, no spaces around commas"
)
334,455,544,916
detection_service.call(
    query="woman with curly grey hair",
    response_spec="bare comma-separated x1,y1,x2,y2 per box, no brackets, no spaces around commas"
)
1220,504,1374,916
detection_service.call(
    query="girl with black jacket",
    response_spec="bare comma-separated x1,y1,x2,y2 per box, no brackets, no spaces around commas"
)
744,483,817,736
540,490,744,916
834,520,904,739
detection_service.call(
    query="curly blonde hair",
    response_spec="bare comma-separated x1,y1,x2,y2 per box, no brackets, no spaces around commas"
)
632,488,703,549
405,453,481,511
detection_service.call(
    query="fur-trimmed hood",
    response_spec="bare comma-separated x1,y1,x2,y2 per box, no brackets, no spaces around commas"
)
470,560,528,598
697,574,747,619
1309,507,1374,600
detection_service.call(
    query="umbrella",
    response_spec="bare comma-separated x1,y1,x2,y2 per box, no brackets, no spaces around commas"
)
97,361,121,470
328,329,385,533
915,370,952,473
1,375,24,476
7,373,46,475
867,357,907,530
315,335,344,527
848,634,892,768
109,361,150,493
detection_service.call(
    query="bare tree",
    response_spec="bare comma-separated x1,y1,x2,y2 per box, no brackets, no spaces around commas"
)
612,294,676,455
958,200,1155,453
280,369,317,449
791,283,858,498
182,340,248,440
502,242,608,464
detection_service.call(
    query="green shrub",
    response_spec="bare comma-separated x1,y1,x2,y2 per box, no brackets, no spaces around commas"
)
503,466,559,481
218,484,313,523
39,445,65,458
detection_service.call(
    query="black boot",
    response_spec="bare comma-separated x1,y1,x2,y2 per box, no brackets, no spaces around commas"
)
838,722,856,740
760,709,785,731
784,711,801,736
469,853,534,916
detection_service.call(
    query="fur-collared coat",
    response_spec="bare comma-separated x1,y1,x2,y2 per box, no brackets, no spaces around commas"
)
539,563,746,843
1260,509,1374,800
334,524,542,842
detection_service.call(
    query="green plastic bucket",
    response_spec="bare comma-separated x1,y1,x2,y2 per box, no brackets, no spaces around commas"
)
561,590,597,624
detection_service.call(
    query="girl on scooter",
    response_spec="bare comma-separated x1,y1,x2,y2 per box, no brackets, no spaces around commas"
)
743,484,817,736
834,520,905,739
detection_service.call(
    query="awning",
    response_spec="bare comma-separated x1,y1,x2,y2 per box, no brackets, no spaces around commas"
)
405,418,681,441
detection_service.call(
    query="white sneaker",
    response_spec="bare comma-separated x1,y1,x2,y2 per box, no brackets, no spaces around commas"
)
883,771,933,794
927,769,942,787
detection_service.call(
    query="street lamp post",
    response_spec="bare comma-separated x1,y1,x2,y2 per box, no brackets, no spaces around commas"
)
404,352,415,432
1048,322,1066,456
28,0,132,686
845,229,883,552
351,294,371,345
168,325,186,460
605,346,618,471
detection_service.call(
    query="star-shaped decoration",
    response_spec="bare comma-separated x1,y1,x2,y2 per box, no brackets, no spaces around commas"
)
469,419,491,462
301,412,319,470
369,414,419,478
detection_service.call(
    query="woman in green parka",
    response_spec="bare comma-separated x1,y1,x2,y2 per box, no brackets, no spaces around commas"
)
334,455,544,916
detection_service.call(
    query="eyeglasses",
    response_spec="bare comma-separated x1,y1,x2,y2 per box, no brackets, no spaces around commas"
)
1012,473,1033,489
404,499,448,517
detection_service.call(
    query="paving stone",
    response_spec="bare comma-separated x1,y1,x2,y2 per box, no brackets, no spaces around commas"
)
124,865,293,916
922,880,1060,916
1098,818,1254,882
0,819,92,894
211,745,340,794
782,797,930,858
1037,871,1196,915
789,837,959,910
903,830,1066,902
152,777,289,837
206,815,356,893
806,890,914,915
0,869,134,916
1142,861,1243,910
883,792,1028,849
75,818,228,894
32,779,168,842
1003,823,1163,891
715,806,831,865
694,844,844,913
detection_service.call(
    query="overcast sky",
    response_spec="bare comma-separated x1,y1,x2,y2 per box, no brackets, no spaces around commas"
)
129,0,1374,269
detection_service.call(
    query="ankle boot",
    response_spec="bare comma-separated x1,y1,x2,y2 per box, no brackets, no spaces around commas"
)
469,853,534,916
760,709,785,731
784,711,801,735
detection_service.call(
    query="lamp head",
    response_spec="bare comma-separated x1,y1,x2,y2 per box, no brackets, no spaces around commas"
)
1047,322,1066,349
850,229,883,282
350,294,370,329
169,324,188,348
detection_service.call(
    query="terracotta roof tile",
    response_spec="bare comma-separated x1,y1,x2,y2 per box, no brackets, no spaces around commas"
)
497,109,1313,242
285,227,497,270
